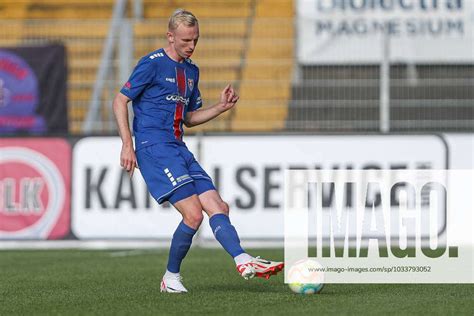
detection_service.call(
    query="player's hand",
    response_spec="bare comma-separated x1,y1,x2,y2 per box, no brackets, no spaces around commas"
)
218,84,239,113
120,144,138,178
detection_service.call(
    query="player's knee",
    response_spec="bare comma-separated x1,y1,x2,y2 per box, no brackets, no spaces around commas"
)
184,211,204,229
219,200,229,216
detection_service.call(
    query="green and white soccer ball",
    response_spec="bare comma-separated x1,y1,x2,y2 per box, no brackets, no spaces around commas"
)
288,259,325,294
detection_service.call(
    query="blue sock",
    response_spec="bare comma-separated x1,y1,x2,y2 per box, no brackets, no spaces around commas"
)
167,221,197,273
209,214,245,258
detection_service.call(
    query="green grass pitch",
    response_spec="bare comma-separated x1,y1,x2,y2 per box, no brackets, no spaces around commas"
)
0,248,472,315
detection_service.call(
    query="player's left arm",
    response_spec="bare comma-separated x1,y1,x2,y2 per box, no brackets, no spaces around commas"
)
184,84,239,127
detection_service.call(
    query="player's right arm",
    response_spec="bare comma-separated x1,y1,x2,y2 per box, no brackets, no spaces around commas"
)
112,92,137,177
113,56,156,177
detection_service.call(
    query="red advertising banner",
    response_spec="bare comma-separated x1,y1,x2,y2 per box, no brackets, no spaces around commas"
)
0,138,70,239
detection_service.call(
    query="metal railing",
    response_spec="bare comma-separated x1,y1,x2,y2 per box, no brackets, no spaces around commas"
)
289,63,474,132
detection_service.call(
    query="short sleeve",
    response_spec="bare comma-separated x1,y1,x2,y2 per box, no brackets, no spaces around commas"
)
120,57,156,100
188,72,202,112
188,87,202,112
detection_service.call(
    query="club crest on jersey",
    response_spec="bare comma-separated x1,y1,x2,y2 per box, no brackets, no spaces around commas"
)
187,78,194,92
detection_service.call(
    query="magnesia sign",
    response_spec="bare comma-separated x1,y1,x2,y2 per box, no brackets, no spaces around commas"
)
72,137,198,239
198,135,448,240
297,0,474,64
0,138,71,239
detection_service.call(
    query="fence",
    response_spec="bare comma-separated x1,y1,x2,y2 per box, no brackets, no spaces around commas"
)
289,64,474,132
0,15,472,134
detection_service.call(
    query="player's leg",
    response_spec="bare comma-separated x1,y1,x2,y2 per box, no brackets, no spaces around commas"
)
198,190,247,260
197,189,253,279
183,145,284,279
161,185,203,293
199,189,284,279
135,144,200,293
198,190,283,280
167,187,203,271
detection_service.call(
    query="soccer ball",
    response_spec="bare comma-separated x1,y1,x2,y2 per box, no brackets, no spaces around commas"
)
288,259,325,294
289,282,324,294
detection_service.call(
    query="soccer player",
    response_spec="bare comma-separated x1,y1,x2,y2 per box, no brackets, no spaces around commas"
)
113,9,283,293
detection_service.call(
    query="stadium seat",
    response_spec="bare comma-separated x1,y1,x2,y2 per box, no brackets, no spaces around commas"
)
132,1,251,133
231,0,294,131
0,0,293,134
143,0,251,19
0,0,115,19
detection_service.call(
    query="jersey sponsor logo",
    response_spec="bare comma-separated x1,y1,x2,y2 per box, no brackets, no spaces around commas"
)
166,94,189,106
165,77,175,83
187,78,194,92
149,52,164,59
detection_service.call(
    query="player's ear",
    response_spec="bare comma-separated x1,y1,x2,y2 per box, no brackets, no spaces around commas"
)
167,31,174,43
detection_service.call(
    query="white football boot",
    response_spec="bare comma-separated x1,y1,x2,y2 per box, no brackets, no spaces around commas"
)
160,274,188,293
237,263,256,280
237,256,284,280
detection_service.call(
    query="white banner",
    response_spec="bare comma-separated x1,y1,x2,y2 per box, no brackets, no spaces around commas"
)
199,134,448,240
443,134,474,247
297,0,474,64
72,135,448,240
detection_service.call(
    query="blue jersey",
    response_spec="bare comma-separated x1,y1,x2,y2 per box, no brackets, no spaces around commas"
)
120,48,202,150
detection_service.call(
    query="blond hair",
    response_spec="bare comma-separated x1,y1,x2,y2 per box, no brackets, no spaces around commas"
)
168,9,198,31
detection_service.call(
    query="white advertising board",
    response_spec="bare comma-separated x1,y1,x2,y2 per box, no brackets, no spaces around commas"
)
198,134,448,240
297,0,474,64
72,137,197,239
72,135,450,241
444,133,474,247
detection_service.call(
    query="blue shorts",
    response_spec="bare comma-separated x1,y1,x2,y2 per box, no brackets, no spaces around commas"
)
136,142,215,204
